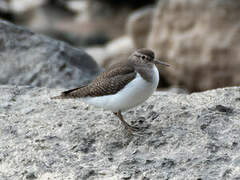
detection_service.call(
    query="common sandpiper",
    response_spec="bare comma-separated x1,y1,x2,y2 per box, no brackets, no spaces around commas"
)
52,48,169,131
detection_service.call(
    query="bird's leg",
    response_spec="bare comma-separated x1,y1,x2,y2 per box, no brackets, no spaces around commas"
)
113,111,139,131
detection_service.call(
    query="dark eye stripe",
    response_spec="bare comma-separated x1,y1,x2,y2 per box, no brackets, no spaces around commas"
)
142,56,151,61
135,54,152,61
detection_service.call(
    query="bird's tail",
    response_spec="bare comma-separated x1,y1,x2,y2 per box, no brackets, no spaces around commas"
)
51,91,78,99
50,95,65,99
51,85,88,100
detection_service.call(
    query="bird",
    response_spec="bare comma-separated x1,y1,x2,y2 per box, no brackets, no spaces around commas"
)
51,48,169,131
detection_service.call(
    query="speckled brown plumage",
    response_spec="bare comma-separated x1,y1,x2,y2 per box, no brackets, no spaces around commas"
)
52,62,136,99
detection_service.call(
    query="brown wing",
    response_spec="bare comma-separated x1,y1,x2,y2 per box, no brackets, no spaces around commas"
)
51,64,136,99
87,71,136,97
99,61,133,79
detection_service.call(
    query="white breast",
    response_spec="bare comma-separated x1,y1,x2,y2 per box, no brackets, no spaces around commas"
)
82,65,159,112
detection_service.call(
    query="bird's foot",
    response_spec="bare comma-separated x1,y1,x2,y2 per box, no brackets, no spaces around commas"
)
123,123,140,132
123,122,153,136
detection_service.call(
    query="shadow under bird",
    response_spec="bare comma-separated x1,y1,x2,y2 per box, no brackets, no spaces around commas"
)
51,48,170,131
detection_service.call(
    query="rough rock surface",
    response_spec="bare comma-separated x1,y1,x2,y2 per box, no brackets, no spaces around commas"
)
148,0,240,92
0,20,101,89
1,85,240,179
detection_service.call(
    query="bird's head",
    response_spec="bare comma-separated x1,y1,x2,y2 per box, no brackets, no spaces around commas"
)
130,48,170,67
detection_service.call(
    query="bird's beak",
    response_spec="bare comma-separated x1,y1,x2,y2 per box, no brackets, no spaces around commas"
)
153,59,170,67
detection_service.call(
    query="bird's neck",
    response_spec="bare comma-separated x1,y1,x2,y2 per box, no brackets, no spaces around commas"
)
135,64,157,83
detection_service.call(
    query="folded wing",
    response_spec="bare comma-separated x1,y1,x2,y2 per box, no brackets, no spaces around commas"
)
51,64,136,99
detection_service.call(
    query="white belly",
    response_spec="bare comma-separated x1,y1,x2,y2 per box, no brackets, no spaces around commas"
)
82,65,159,112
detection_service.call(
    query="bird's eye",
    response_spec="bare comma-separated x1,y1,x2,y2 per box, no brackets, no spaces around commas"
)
142,56,146,60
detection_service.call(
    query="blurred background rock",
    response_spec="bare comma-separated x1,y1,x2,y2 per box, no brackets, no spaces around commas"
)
0,0,239,92
0,0,155,46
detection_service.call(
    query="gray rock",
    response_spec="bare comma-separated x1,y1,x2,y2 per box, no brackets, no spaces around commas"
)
1,85,240,179
0,20,101,89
